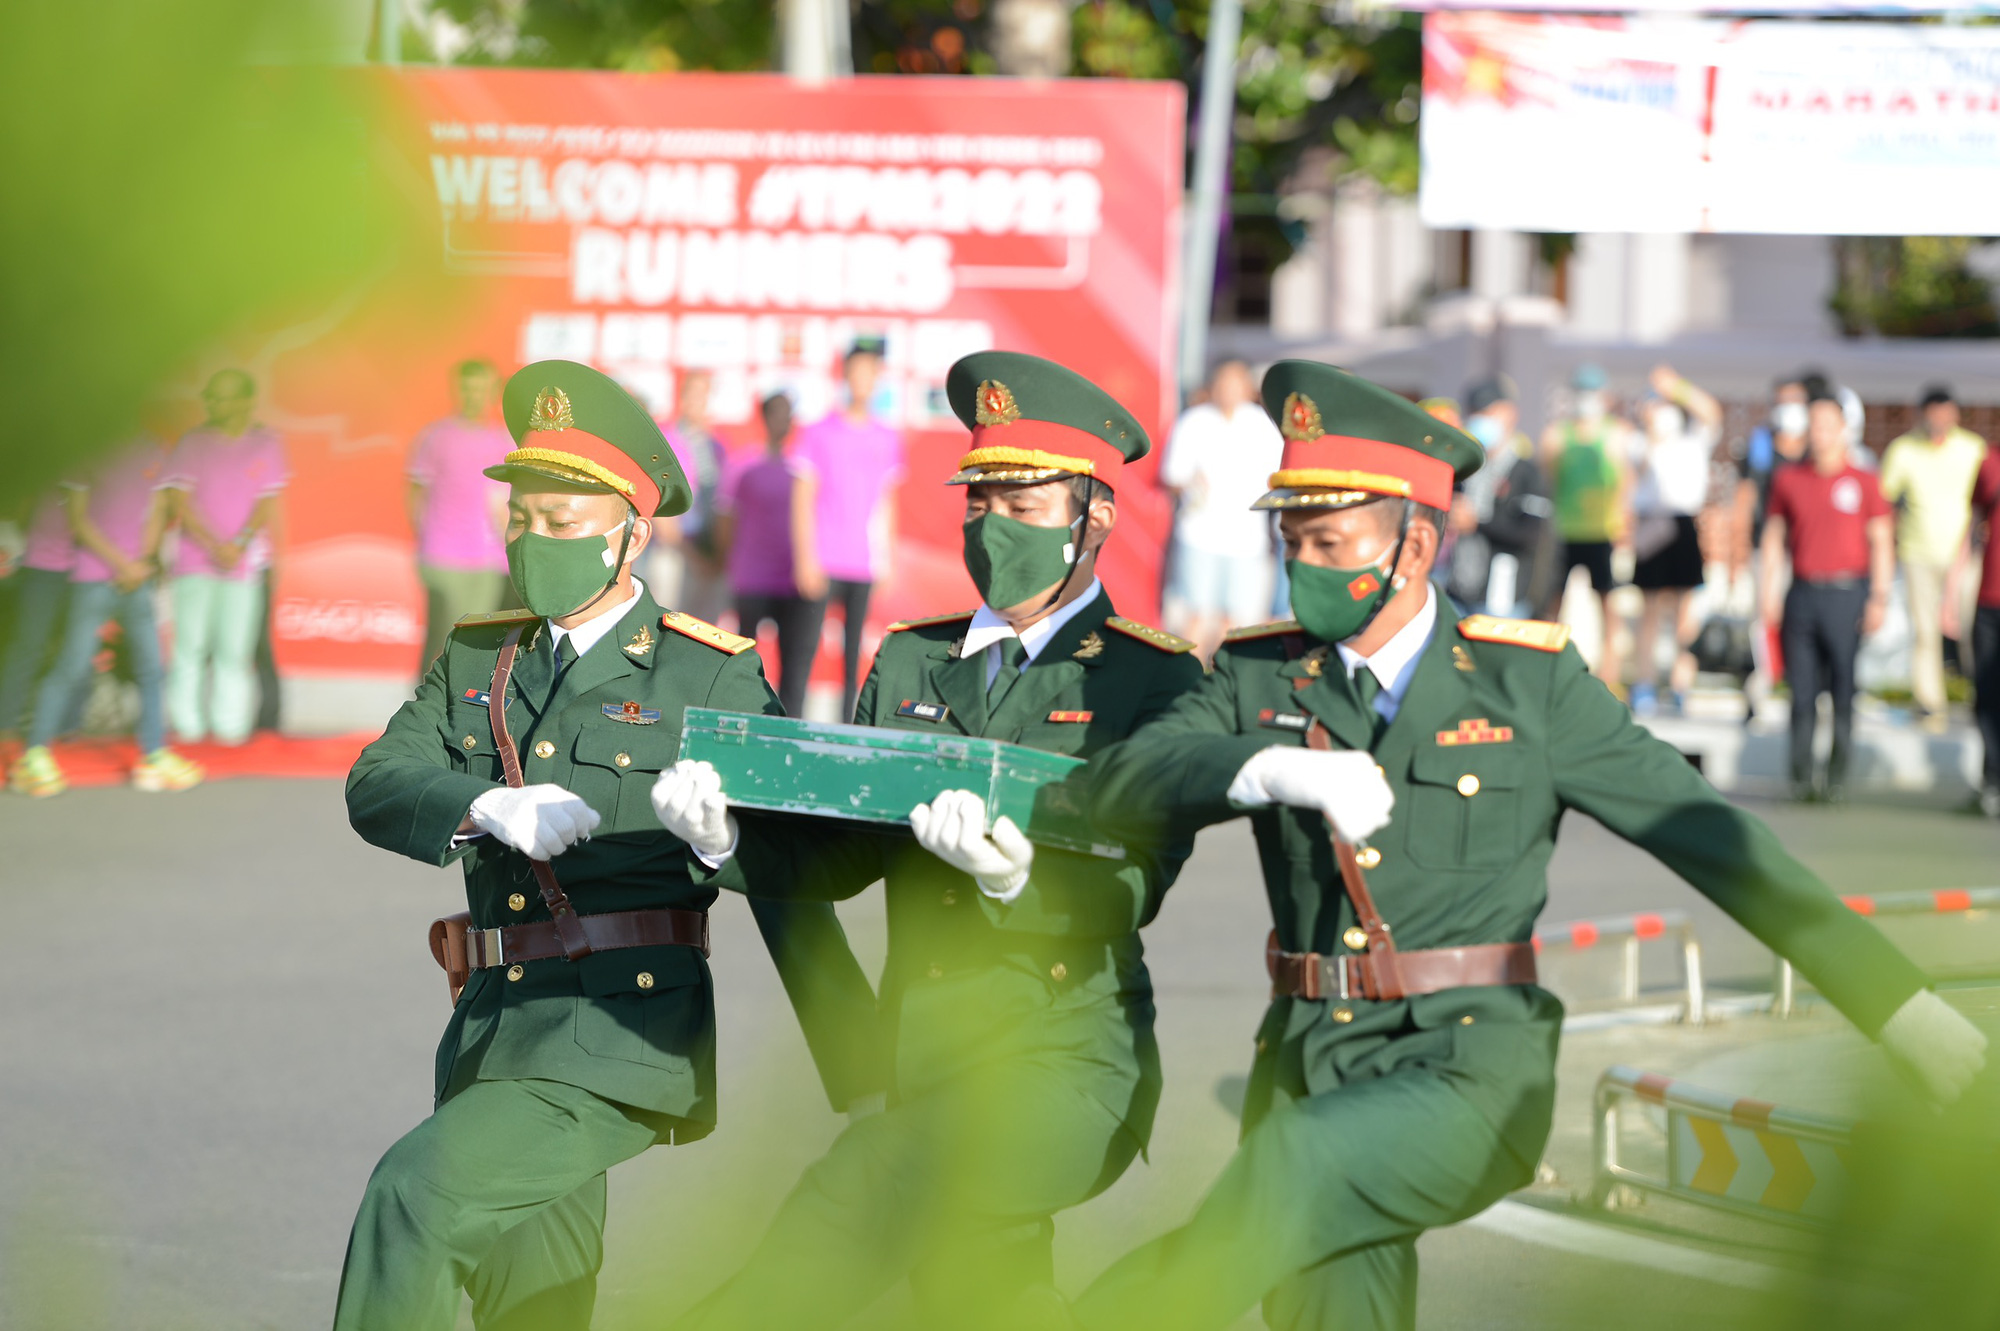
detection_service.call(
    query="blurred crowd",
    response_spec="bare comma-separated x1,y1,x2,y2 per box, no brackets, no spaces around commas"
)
0,369,292,797
1159,359,1999,812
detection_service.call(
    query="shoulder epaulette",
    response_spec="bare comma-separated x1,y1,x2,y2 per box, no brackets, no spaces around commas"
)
660,610,756,655
1223,619,1302,643
886,609,976,633
454,607,538,629
1458,614,1571,653
1106,615,1195,654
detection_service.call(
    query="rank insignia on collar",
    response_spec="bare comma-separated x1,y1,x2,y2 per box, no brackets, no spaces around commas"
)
604,701,662,724
1437,718,1512,746
1073,632,1105,660
1047,710,1093,723
897,699,950,723
1258,708,1311,732
625,625,655,657
1453,645,1477,672
1302,645,1330,677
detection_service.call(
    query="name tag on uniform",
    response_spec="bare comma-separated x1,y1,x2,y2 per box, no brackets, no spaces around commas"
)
461,687,511,709
1258,708,1311,733
1437,718,1513,746
603,701,662,724
1046,710,1093,723
897,699,950,724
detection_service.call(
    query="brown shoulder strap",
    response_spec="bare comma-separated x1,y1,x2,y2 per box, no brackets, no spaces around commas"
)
1288,630,1405,999
490,626,592,962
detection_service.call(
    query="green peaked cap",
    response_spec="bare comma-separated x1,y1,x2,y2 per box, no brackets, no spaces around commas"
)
1253,360,1485,511
486,359,691,518
944,351,1150,487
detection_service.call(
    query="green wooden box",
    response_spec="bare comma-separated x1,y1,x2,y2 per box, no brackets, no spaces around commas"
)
679,708,1125,859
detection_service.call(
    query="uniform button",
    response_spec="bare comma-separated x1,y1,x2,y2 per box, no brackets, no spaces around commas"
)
1343,927,1369,951
506,964,525,982
942,889,958,906
1457,774,1481,797
462,735,478,750
1255,1037,1269,1053
927,963,943,979
1460,1014,1476,1025
534,740,556,760
636,971,655,989
1355,847,1382,869
1332,1005,1355,1024
614,752,631,768
1050,962,1068,982
508,893,527,912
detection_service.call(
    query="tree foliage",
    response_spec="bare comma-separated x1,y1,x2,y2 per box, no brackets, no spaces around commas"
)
1831,237,2000,339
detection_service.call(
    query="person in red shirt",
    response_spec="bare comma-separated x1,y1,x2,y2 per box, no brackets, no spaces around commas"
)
1971,445,2000,817
1759,393,1894,802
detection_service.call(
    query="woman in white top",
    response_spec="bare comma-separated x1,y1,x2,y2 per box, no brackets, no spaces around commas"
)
1628,364,1723,716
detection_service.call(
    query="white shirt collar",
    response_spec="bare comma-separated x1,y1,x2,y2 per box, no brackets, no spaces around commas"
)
1335,582,1436,722
548,578,644,661
961,579,1105,681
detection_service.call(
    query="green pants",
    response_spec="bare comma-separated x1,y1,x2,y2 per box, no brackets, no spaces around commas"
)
1069,1063,1524,1331
678,1059,1139,1331
333,1078,668,1331
420,564,511,666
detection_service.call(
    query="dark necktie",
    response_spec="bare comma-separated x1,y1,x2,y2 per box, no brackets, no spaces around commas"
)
1352,664,1385,744
989,637,1029,707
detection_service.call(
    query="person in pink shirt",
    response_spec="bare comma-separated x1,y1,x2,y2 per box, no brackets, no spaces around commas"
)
791,339,904,719
8,434,202,796
0,489,81,743
407,359,513,664
163,369,290,746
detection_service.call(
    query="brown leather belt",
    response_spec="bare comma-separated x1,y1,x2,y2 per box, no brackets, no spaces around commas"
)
466,907,710,969
1267,930,1536,1001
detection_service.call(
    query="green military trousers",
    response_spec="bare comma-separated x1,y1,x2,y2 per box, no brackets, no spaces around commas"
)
677,1059,1138,1331
333,1078,670,1331
1068,1063,1525,1331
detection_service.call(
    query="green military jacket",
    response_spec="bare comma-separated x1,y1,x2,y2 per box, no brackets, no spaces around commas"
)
346,586,884,1136
699,588,1204,1144
1089,589,1929,1163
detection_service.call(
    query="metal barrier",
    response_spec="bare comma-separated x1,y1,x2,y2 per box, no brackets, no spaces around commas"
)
1592,1065,1851,1228
1534,910,1706,1023
1774,886,2000,1017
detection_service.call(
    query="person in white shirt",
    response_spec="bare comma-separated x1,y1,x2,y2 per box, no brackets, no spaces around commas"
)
1162,359,1285,657
1628,364,1723,716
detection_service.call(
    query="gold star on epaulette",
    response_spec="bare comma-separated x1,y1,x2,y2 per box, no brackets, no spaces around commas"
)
1106,616,1195,654
659,611,755,655
1458,614,1571,653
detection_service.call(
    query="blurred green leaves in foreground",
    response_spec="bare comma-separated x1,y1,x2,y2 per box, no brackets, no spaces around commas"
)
0,1,410,508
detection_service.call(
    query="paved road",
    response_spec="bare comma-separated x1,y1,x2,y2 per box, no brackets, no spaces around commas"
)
1,780,1993,1328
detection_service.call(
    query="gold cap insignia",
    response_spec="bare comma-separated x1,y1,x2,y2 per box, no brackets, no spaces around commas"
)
529,386,575,432
1281,392,1324,443
1073,631,1105,660
974,380,1022,427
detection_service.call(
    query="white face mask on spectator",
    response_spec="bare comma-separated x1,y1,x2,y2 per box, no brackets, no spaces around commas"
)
1772,402,1808,437
1575,391,1605,422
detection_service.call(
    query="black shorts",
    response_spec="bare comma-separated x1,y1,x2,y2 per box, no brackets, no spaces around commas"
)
1562,540,1616,594
1633,515,1704,591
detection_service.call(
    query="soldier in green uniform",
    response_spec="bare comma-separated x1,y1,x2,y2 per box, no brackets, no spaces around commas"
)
337,361,883,1331
1045,361,1989,1331
649,352,1207,1328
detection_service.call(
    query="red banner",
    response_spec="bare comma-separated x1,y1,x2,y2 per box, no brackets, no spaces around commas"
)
259,70,1186,684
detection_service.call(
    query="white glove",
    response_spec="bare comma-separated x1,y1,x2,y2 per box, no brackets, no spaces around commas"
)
1879,989,1987,1105
909,789,1035,903
1227,746,1395,844
651,760,738,862
467,784,601,860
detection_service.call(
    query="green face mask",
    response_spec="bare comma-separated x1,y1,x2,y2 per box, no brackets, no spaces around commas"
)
963,510,1081,611
1287,552,1396,645
506,522,628,619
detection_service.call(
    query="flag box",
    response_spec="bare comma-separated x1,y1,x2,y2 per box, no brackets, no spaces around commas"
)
678,708,1125,859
